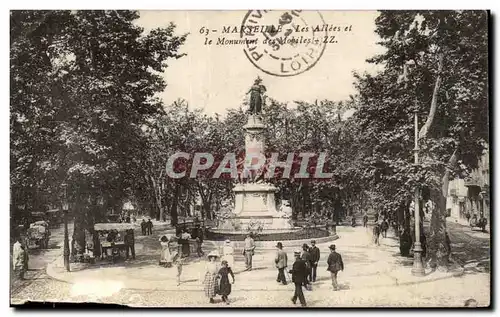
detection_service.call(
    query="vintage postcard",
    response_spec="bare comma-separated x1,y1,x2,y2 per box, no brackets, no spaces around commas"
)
10,10,490,308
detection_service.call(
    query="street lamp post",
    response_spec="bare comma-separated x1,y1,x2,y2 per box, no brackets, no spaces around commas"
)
61,183,70,272
411,107,425,276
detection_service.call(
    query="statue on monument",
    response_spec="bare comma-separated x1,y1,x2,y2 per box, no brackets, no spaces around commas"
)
247,77,267,115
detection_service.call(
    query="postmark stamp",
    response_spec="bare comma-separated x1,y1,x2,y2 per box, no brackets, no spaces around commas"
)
240,10,327,77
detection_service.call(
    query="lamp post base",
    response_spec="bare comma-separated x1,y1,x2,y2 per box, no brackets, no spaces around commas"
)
411,243,425,276
63,210,70,272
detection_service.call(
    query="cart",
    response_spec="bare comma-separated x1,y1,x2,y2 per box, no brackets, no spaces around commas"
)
94,222,136,263
27,221,50,249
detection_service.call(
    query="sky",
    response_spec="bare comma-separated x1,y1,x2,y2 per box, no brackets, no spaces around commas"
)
137,11,386,116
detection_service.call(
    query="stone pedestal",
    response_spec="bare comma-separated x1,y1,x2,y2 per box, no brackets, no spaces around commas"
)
227,114,293,231
231,182,292,230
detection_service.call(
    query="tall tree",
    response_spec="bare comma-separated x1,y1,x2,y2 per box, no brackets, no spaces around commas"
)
352,10,488,268
11,10,186,254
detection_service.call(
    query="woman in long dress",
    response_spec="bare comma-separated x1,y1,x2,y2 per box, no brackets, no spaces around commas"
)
203,251,220,304
159,235,173,267
221,239,235,269
218,260,235,304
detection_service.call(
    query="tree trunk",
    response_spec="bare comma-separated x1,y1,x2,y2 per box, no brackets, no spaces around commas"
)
159,178,165,221
428,149,458,269
72,204,86,262
170,182,181,226
151,176,163,221
301,185,309,219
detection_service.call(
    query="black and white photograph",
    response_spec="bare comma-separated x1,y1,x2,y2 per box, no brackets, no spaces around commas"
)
9,9,490,308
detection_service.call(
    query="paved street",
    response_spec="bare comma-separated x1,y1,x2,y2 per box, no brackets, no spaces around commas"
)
446,221,490,273
10,223,490,307
10,223,67,296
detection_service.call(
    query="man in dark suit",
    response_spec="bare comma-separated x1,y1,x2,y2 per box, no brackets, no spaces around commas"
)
275,242,288,285
326,244,344,291
289,250,307,307
124,229,135,260
301,244,312,286
309,240,320,282
147,219,153,235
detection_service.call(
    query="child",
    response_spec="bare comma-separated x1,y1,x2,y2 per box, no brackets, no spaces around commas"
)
173,253,183,286
13,238,27,279
217,260,235,304
159,235,172,267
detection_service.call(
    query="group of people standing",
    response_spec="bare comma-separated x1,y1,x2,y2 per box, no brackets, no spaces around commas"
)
275,240,344,307
203,250,235,304
201,235,250,304
141,219,153,235
284,243,344,307
201,236,345,307
157,225,205,286
201,236,245,304
372,217,390,245
158,234,184,285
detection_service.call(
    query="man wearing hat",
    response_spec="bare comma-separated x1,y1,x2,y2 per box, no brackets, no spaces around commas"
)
309,240,320,282
274,242,288,285
301,244,312,287
326,244,344,291
289,250,307,307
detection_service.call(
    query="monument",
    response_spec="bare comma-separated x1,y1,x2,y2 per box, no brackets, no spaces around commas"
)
217,78,295,233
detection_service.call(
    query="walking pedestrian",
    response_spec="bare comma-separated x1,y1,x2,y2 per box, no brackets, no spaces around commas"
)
309,240,320,282
289,250,307,307
159,235,173,267
243,233,255,271
381,219,389,238
203,251,220,304
221,239,235,269
400,228,412,256
124,229,135,260
373,223,381,246
217,260,235,304
363,212,368,227
326,244,344,291
301,244,312,289
195,225,204,257
147,219,153,235
275,242,288,285
141,219,146,235
180,229,192,257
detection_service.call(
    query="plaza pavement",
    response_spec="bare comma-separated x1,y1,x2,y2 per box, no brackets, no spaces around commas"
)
35,225,490,307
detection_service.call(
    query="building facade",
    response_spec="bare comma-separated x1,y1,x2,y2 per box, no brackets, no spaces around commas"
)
446,150,490,225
